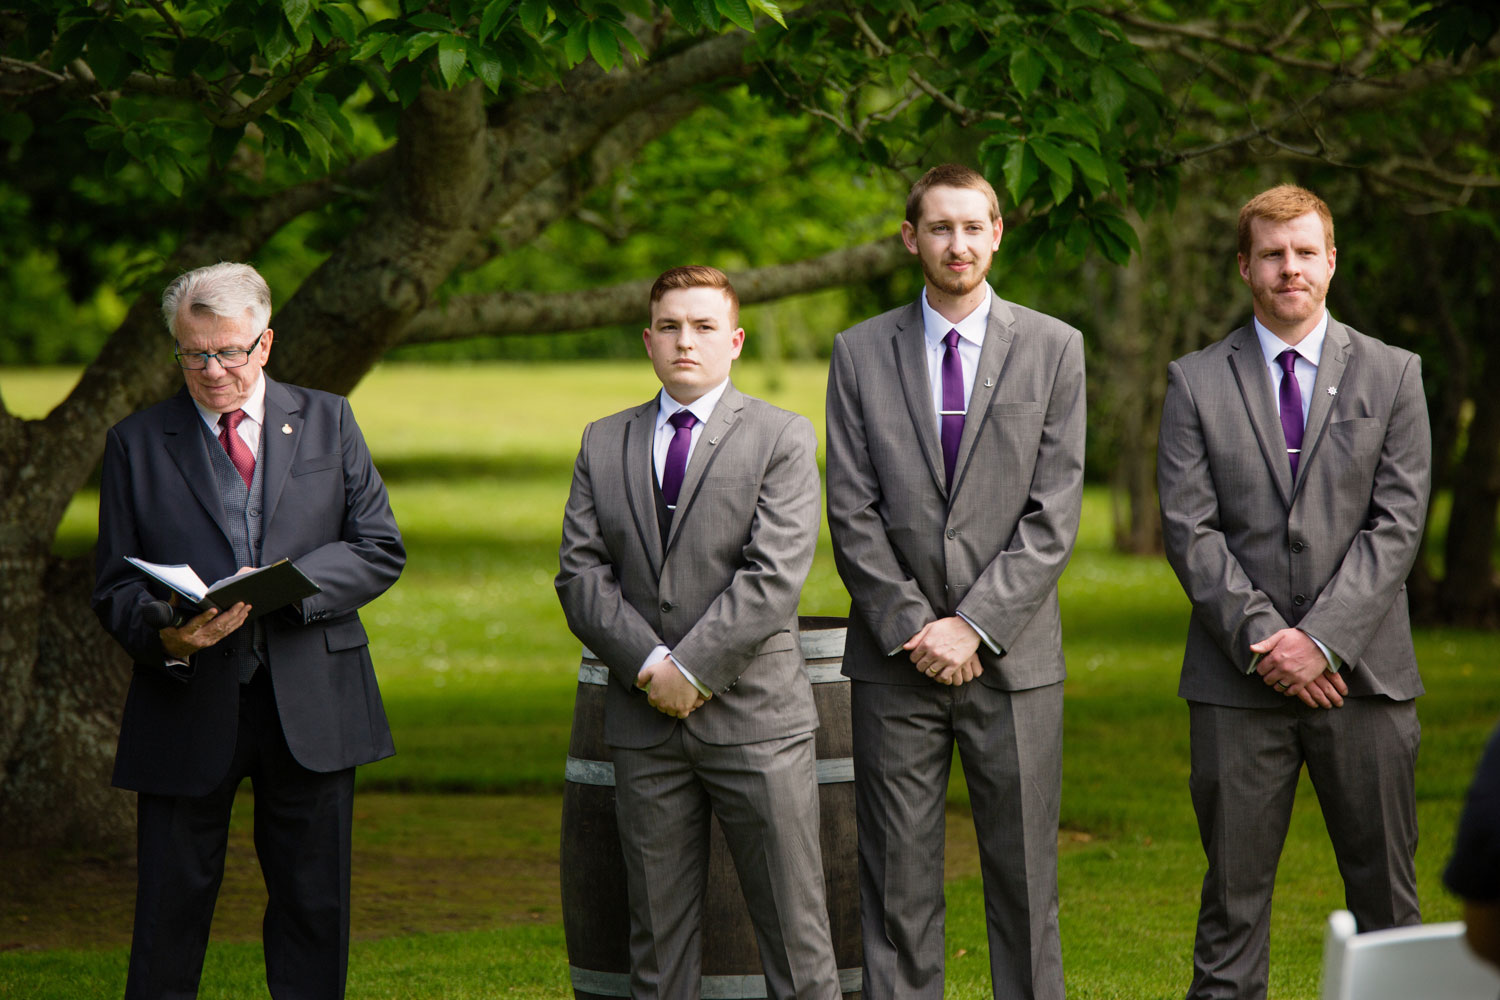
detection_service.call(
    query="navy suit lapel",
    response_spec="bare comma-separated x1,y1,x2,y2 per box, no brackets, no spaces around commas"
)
258,377,302,529
891,304,948,497
666,383,743,556
1226,325,1294,508
950,297,1015,497
1295,319,1350,495
162,389,233,541
623,398,664,578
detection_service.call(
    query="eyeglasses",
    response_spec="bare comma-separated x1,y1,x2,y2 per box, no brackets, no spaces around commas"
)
174,331,266,370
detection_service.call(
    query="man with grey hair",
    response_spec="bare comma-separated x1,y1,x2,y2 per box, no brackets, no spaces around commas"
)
93,261,405,999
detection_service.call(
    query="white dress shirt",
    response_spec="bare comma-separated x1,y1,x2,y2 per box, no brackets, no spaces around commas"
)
191,373,266,459
640,378,731,697
913,287,1001,655
1249,311,1342,674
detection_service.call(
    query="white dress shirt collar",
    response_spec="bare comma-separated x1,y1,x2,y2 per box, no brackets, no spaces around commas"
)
920,284,993,350
191,373,267,434
655,377,730,431
1253,311,1329,369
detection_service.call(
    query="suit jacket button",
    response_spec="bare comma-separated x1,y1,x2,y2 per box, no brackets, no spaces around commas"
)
661,601,674,613
1291,541,1305,553
1293,594,1307,607
945,528,957,539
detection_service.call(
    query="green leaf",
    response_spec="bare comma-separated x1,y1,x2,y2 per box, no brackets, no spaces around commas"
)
437,34,467,87
405,31,445,60
587,20,619,71
408,12,454,30
480,0,517,40
749,0,785,29
1064,11,1103,59
51,20,94,69
716,0,755,32
610,20,646,61
451,0,475,26
1090,64,1127,127
1009,46,1045,100
459,38,498,90
520,0,548,36
1112,58,1163,97
323,4,358,43
693,0,720,31
1065,143,1107,184
281,0,311,32
1002,142,1037,205
1131,174,1156,217
563,18,589,65
1030,137,1072,202
84,26,131,89
1097,211,1141,257
263,24,295,67
665,0,699,30
153,156,184,197
0,111,34,147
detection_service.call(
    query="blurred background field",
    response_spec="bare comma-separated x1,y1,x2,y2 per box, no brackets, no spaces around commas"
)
2,361,1496,999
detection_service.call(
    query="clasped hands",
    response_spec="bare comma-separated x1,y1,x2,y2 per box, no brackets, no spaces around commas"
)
905,616,984,686
637,657,710,719
1252,627,1347,709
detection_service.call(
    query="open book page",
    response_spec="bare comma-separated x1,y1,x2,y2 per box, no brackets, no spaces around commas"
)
124,557,209,603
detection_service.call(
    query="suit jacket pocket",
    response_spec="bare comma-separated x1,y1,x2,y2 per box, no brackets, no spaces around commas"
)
324,619,369,652
987,401,1043,415
292,453,342,476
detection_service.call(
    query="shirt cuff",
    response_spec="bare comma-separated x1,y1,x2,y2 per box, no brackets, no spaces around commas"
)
957,612,1002,655
669,654,713,697
639,645,712,697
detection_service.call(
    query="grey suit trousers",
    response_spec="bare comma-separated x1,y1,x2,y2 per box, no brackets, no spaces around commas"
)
852,678,1064,1000
1186,697,1420,1000
613,727,840,1000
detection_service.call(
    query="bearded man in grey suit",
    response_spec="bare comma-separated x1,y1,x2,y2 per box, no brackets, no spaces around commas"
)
825,163,1085,1000
556,266,840,999
1158,184,1431,1000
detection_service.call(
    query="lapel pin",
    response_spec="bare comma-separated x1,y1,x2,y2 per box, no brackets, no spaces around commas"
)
709,436,721,445
1327,387,1337,396
984,378,995,388
281,423,293,434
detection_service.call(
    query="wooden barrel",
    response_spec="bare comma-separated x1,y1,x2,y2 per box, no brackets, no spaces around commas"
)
561,615,861,998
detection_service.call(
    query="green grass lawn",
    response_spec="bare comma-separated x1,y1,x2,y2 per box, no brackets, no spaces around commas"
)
3,361,1498,999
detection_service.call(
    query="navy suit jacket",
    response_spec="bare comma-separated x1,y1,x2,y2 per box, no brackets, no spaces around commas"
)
93,377,405,796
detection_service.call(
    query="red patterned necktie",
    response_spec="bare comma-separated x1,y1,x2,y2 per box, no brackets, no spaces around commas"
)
218,409,255,487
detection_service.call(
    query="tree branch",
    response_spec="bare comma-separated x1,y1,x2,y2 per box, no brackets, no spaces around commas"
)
401,235,910,342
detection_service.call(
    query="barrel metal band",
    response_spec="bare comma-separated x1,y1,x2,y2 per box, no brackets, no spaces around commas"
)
568,756,853,787
568,965,863,997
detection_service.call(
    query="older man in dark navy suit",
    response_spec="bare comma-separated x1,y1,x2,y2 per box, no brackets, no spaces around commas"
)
93,262,404,999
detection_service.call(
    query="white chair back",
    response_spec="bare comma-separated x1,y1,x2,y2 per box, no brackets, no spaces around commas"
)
1322,909,1500,1000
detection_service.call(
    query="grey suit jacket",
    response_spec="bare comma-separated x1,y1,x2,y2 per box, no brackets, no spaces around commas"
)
826,295,1086,690
555,381,822,749
1158,320,1431,708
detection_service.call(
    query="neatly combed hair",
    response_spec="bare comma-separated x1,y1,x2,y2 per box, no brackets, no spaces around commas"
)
1237,185,1335,256
649,265,740,326
905,163,1000,226
162,262,272,338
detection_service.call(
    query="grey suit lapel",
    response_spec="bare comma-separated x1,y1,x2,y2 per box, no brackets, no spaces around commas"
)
1295,319,1350,494
891,304,948,496
623,398,664,577
666,383,743,554
162,390,233,540
951,297,1016,496
257,378,302,528
1226,325,1294,508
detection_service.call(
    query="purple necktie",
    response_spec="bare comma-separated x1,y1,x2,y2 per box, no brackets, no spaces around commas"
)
940,329,965,489
218,409,255,487
661,410,697,508
1277,349,1304,478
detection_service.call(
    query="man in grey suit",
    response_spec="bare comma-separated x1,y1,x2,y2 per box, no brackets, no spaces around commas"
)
556,266,840,999
825,164,1085,1000
1158,184,1431,1000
